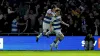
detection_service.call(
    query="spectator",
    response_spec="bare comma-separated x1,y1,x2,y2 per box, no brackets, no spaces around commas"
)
73,20,79,35
2,14,8,33
66,14,73,35
18,17,26,33
29,4,39,32
24,17,31,33
81,16,87,35
38,14,44,33
86,12,94,33
11,15,19,33
19,3,27,17
94,19,100,36
84,32,95,50
24,6,31,33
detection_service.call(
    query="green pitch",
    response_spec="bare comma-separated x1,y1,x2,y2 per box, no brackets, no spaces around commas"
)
0,51,100,56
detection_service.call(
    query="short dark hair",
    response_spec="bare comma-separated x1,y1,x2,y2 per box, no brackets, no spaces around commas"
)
51,5,56,9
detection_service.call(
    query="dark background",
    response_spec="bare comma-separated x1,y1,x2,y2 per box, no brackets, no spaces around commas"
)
0,0,100,36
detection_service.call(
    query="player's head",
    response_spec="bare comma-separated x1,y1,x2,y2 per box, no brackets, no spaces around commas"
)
51,5,56,12
55,8,61,16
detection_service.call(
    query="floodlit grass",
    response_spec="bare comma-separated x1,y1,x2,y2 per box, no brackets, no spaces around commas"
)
0,51,100,56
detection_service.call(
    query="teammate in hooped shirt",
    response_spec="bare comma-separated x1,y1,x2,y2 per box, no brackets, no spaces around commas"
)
36,5,56,42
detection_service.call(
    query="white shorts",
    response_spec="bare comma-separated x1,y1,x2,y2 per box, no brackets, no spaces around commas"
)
43,22,50,32
54,29,64,37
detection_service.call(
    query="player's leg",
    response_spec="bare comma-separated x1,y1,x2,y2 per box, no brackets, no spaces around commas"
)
50,30,63,50
36,29,48,42
46,27,54,38
36,22,49,42
50,37,59,51
45,30,51,37
55,30,64,49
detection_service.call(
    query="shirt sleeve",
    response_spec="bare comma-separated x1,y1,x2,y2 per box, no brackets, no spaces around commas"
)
46,9,52,14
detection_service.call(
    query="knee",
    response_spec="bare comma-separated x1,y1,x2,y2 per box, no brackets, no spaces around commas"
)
59,33,64,38
57,33,64,41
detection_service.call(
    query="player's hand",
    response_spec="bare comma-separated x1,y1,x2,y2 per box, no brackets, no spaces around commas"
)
66,24,69,27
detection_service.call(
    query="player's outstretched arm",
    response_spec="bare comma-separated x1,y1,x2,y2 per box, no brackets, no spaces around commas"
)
60,18,69,27
49,23,53,31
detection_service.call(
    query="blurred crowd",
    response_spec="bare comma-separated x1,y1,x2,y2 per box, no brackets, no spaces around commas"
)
0,0,100,36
